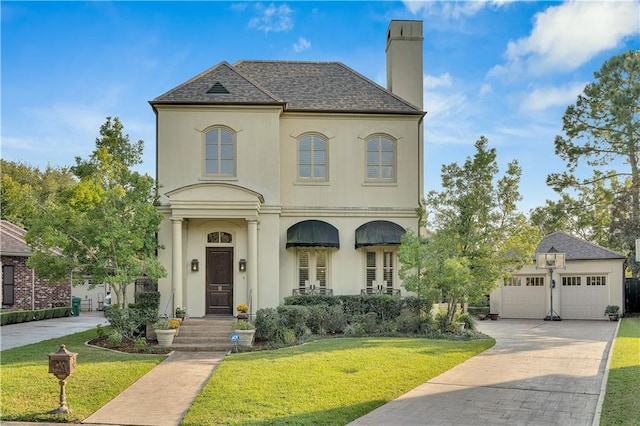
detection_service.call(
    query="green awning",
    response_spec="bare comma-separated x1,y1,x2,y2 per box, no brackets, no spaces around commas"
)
355,220,405,249
286,220,340,249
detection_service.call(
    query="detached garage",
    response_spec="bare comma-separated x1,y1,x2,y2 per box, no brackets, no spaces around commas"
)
493,232,625,320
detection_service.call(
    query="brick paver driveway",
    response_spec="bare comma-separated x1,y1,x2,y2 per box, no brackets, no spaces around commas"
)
350,319,618,426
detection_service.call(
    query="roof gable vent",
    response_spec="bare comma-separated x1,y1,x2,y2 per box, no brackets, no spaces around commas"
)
206,81,230,94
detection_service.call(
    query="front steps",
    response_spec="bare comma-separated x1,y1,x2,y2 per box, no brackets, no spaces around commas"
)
170,316,237,352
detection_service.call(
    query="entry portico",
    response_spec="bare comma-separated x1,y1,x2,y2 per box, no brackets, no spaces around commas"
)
162,182,266,317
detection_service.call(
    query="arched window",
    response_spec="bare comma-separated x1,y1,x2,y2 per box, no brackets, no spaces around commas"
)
298,134,327,181
207,232,233,244
366,135,395,181
205,127,235,176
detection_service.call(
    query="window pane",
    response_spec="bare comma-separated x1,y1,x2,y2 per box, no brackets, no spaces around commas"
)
381,138,394,151
299,165,311,178
299,137,312,150
367,152,378,165
205,145,217,159
367,139,379,151
381,151,394,165
367,166,378,179
221,144,233,159
221,160,234,174
220,232,232,243
316,251,326,267
206,130,218,144
299,250,309,267
205,160,218,174
313,150,325,164
220,129,233,143
380,166,393,179
313,166,326,178
299,151,311,165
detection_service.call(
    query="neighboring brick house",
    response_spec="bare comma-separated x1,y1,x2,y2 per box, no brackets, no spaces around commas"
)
150,20,425,317
0,220,71,310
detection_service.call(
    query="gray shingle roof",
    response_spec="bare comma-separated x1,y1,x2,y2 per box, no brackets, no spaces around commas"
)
536,232,625,261
0,220,31,257
151,60,422,114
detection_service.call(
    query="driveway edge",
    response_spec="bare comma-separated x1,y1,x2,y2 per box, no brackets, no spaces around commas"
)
592,318,622,426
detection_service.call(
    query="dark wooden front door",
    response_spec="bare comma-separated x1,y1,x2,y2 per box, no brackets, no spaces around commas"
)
206,247,233,315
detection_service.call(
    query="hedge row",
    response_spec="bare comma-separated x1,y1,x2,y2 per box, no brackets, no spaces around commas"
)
0,306,72,326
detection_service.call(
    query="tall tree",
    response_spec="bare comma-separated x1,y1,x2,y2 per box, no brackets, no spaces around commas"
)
0,160,76,229
399,137,540,325
25,117,166,306
547,50,640,268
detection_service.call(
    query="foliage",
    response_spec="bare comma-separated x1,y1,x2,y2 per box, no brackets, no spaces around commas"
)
232,319,256,330
236,303,248,313
0,328,164,423
182,337,494,425
400,137,538,328
153,318,180,330
600,318,640,426
105,306,148,340
23,117,167,307
0,159,76,229
547,50,640,274
135,291,161,310
604,305,620,315
175,306,186,315
0,307,71,325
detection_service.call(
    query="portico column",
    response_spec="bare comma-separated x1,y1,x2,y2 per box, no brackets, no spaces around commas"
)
248,219,258,316
171,218,183,311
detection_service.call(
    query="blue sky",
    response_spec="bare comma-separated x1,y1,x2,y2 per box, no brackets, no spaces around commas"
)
2,1,639,212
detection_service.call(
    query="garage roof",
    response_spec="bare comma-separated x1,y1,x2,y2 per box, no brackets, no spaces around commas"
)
536,232,625,261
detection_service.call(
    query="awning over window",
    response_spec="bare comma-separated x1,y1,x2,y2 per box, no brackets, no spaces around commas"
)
355,220,406,249
286,220,340,249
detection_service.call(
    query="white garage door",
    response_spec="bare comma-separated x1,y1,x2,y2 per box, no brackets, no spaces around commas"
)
502,277,546,319
559,275,609,320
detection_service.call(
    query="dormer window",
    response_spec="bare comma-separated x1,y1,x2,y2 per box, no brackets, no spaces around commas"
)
205,127,235,176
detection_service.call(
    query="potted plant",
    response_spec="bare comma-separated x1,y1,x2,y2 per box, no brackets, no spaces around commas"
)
236,303,249,320
153,319,180,346
232,319,256,347
604,305,620,321
175,306,186,320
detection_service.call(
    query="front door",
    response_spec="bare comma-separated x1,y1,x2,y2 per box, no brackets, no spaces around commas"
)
206,247,233,315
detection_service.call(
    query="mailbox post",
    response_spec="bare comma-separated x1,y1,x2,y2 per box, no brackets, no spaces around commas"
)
48,344,77,414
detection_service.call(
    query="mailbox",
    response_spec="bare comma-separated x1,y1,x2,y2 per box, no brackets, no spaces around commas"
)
48,344,77,413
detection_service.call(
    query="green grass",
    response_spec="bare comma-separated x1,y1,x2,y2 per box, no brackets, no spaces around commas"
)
0,328,166,423
600,317,640,426
182,336,495,425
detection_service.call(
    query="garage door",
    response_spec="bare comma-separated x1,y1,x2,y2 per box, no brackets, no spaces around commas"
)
502,277,546,319
559,275,609,320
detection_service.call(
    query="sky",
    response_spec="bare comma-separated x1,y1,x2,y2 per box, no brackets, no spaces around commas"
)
2,0,639,213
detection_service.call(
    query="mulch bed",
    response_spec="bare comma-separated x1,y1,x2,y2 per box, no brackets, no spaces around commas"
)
88,335,173,355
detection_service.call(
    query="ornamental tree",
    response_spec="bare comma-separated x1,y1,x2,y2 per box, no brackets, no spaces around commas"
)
25,117,166,306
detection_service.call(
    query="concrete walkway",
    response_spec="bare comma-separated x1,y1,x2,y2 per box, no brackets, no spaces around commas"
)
349,319,618,426
82,351,226,426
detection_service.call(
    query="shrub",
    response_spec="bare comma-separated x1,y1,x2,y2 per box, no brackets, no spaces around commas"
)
232,320,256,330
323,305,348,333
395,312,423,334
455,312,476,331
255,308,280,341
305,304,329,334
107,331,123,345
105,306,148,340
277,305,310,337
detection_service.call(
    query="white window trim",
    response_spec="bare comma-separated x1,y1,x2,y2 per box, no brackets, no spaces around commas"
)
202,126,237,177
363,248,397,290
296,248,331,289
296,133,329,182
364,134,397,183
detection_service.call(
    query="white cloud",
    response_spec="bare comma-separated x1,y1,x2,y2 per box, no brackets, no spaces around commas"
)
248,3,294,33
424,72,453,89
293,36,311,53
505,1,640,74
521,81,587,111
479,83,492,96
403,0,515,19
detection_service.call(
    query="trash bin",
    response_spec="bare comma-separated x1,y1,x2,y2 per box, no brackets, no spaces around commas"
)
72,297,81,316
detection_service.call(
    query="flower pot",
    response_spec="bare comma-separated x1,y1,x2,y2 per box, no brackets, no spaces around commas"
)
608,314,619,321
234,329,256,347
155,329,176,347
237,313,249,320
146,321,157,341
489,313,499,320
176,313,186,320
455,322,465,333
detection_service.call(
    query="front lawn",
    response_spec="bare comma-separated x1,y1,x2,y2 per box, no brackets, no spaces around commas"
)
0,328,166,423
600,317,640,426
182,336,494,425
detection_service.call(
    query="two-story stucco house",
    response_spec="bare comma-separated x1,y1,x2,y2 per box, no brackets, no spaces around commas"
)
150,20,425,318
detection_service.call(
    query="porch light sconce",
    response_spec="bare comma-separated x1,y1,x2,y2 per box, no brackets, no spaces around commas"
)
191,259,199,272
239,259,247,272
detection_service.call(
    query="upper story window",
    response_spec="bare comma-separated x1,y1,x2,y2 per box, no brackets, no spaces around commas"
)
205,127,235,176
298,134,327,181
366,135,395,181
